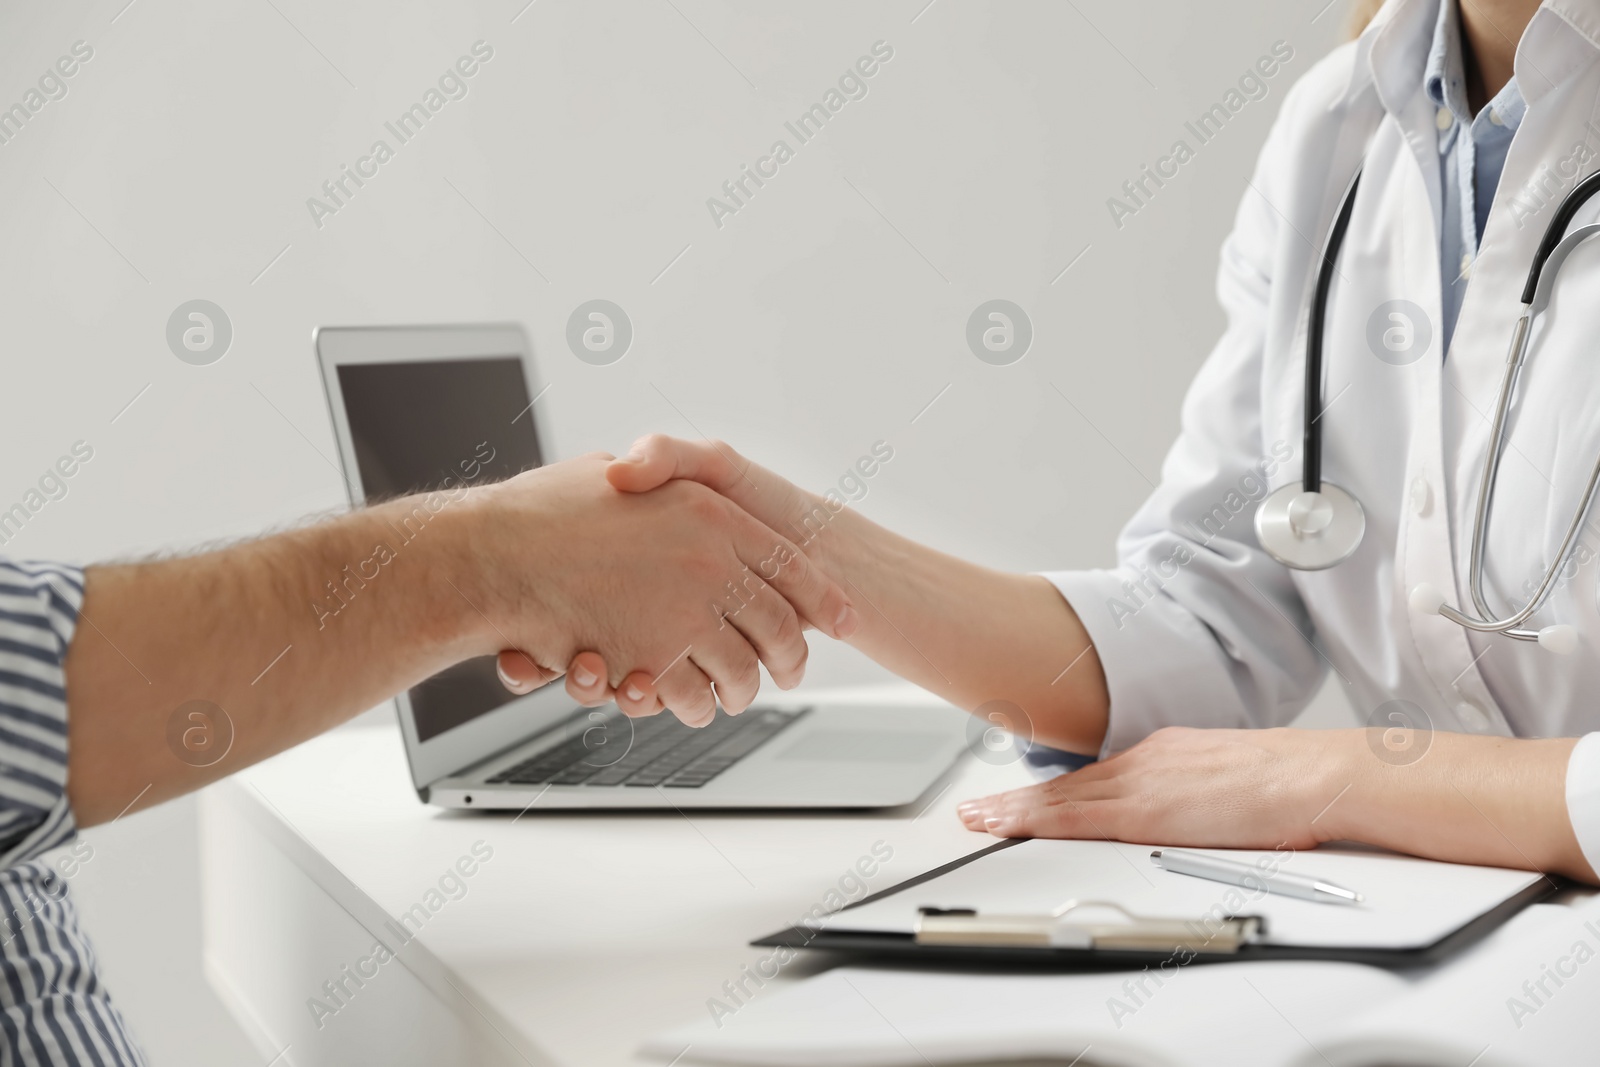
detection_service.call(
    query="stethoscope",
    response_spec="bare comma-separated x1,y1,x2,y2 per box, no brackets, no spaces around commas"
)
1254,165,1600,653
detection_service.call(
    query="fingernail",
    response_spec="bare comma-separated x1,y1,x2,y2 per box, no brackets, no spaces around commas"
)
496,661,521,691
835,604,860,638
983,816,1010,836
573,665,597,688
625,685,644,702
957,801,981,820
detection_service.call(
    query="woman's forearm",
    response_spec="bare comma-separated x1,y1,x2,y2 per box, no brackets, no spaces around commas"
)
812,505,1110,755
603,437,1112,752
1325,730,1593,882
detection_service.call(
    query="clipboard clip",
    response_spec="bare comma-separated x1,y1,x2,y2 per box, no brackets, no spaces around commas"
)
913,899,1265,954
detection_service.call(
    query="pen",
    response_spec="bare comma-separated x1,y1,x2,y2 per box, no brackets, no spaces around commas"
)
1150,848,1365,906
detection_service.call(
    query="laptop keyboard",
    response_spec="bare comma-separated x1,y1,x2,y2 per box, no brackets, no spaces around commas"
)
486,706,808,789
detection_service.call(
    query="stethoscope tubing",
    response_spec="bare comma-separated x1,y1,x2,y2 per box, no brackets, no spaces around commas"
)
1303,170,1362,495
1286,161,1600,646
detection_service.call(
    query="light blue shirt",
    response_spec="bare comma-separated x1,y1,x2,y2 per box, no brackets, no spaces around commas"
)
1425,0,1527,353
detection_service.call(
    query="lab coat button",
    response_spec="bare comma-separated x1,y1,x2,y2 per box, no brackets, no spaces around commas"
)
1436,107,1454,131
1409,477,1431,516
1455,701,1489,731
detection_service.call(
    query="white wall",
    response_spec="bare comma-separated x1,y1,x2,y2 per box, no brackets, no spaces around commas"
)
0,1,1349,1061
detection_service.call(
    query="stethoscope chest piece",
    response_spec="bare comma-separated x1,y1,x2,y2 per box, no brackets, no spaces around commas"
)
1254,482,1366,570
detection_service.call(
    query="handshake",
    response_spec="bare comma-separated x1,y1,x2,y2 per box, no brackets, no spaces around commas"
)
452,435,864,725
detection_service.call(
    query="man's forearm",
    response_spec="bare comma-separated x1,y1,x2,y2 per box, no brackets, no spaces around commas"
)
65,492,490,825
811,505,1110,754
65,453,860,825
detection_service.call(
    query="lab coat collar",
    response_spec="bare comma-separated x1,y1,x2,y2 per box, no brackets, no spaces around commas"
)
1520,1,1600,99
1350,0,1600,112
1355,0,1439,116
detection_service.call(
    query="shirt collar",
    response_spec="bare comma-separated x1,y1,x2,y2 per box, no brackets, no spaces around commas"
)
1425,1,1528,132
1351,0,1600,114
1424,0,1466,115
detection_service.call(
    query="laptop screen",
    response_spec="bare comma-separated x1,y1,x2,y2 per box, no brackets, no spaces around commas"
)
336,356,543,743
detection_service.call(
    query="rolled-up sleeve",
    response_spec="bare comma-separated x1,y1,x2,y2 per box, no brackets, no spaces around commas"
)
1039,92,1326,759
0,561,147,1064
0,561,81,869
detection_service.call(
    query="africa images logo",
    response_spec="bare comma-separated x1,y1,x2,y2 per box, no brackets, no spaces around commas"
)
705,40,895,229
305,41,495,230
565,300,633,365
1105,40,1294,230
0,40,94,149
966,300,1033,366
166,700,234,768
166,300,233,366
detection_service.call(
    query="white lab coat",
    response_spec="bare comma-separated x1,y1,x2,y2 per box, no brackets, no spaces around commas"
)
1043,0,1600,870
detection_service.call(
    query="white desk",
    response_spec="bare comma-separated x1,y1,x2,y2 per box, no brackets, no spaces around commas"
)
199,686,1031,1067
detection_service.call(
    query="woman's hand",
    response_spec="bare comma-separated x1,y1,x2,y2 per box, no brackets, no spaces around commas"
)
958,727,1349,850
607,436,834,561
956,725,1598,883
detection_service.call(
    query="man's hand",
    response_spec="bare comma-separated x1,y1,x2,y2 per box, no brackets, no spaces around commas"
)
471,454,858,725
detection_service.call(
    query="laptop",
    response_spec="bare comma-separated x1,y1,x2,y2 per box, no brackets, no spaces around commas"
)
313,323,970,810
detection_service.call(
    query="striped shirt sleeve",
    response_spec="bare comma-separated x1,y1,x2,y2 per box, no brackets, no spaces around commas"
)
0,561,80,870
0,561,148,1065
0,861,147,1066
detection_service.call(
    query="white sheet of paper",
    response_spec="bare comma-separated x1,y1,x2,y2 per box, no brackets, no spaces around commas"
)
1292,901,1600,1067
644,902,1600,1067
642,960,1403,1067
820,840,1543,950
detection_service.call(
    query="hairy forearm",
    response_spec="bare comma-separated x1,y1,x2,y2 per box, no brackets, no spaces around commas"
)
811,506,1109,754
64,493,490,825
1321,730,1594,882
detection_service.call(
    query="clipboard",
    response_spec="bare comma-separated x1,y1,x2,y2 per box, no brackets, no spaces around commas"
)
752,839,1558,969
